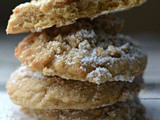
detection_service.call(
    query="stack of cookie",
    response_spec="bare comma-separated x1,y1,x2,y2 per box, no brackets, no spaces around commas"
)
6,0,148,119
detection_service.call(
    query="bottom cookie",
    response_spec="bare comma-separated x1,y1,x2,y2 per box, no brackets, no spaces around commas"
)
21,98,147,120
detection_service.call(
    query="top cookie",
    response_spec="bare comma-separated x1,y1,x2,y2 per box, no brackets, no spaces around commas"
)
6,0,145,34
15,16,147,84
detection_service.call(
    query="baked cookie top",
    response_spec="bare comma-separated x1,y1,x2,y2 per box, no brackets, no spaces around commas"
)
6,66,142,109
14,17,147,84
21,98,147,120
6,0,145,34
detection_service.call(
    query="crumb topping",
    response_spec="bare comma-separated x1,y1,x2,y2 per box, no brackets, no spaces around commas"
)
14,18,147,84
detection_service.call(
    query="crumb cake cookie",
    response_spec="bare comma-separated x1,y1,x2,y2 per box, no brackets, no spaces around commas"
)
14,19,147,84
6,66,143,109
21,98,146,120
6,0,145,34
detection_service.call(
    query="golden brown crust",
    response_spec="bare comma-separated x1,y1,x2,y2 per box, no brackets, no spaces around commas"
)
14,20,147,84
6,66,143,109
6,0,145,34
21,98,147,120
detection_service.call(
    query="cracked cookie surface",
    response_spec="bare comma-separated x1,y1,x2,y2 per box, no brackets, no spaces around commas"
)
14,18,147,84
6,0,145,34
6,66,143,109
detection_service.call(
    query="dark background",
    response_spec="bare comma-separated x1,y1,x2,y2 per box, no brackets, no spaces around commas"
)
0,0,160,34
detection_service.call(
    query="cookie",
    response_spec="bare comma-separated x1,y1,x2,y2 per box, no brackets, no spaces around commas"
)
6,66,143,109
21,98,147,120
6,0,145,34
14,19,147,84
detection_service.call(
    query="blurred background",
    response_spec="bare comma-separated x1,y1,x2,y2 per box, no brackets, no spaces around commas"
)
0,0,160,91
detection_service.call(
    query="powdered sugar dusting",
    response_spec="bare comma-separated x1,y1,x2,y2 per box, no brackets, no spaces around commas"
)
11,66,45,81
0,93,36,120
77,29,96,39
113,75,135,82
86,66,135,83
17,21,146,84
31,0,50,7
46,34,145,83
86,67,112,84
82,49,110,67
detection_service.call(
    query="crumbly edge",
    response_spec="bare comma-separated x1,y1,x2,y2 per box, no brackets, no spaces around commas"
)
6,0,145,34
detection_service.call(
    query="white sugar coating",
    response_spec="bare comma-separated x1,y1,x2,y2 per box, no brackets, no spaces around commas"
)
81,39,141,67
54,34,145,83
0,93,36,120
86,67,135,84
0,106,37,120
120,43,130,50
31,0,50,7
11,66,45,82
78,29,96,38
69,29,96,43
86,67,112,84
15,23,147,84
113,75,135,82
78,40,91,50
56,29,96,66
82,49,110,66
79,35,146,83
36,45,43,50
